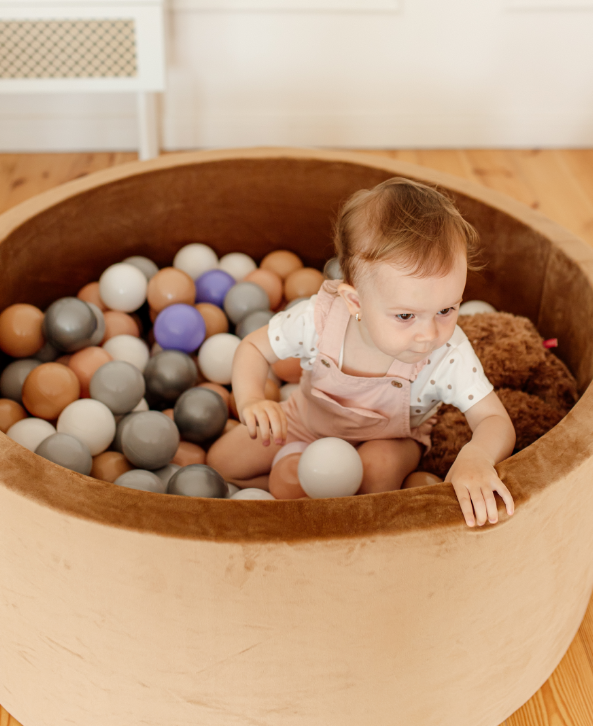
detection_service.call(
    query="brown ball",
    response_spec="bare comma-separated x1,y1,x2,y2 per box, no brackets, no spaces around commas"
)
91,451,134,483
195,303,229,338
402,471,443,489
22,362,80,420
271,358,302,384
244,269,283,310
264,378,281,402
0,398,27,433
0,303,45,357
284,267,324,302
162,408,175,421
172,441,206,467
198,382,231,410
260,250,303,280
147,267,195,313
103,311,140,341
269,453,309,499
68,346,113,398
77,282,108,312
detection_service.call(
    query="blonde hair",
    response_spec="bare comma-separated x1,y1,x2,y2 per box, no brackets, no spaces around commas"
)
333,177,485,287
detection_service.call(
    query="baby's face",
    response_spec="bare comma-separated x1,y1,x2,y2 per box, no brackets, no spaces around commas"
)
353,251,467,364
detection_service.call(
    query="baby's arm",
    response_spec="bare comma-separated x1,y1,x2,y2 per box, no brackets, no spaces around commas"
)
445,391,516,527
231,325,288,447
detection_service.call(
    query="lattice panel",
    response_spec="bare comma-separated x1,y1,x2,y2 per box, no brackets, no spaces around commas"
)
0,19,137,79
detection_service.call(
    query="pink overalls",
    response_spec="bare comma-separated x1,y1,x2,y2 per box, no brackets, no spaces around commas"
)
280,280,433,455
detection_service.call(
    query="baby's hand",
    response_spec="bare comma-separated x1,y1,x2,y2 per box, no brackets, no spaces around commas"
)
417,415,438,437
445,443,515,527
239,398,288,447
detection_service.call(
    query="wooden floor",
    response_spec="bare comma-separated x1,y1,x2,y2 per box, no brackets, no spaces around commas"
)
2,148,593,726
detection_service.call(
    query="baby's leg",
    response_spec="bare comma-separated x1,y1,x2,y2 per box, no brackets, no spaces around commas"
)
206,423,285,490
356,438,423,495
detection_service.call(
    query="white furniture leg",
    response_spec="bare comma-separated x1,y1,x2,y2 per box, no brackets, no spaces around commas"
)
137,91,159,160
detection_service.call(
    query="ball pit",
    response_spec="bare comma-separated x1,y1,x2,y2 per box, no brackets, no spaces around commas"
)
0,148,593,726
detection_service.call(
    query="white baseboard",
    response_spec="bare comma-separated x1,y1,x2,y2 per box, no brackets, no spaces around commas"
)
1,110,593,151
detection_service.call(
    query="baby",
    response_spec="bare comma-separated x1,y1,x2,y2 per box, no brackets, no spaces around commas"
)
207,177,516,528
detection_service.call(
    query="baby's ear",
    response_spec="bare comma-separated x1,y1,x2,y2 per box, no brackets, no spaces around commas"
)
336,282,362,317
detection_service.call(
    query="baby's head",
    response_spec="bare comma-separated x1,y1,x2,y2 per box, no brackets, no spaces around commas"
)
333,177,485,363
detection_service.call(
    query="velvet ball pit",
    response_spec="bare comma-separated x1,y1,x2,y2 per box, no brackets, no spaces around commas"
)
0,148,593,726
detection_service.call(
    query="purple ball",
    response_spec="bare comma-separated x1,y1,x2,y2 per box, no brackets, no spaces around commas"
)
195,269,236,307
154,304,206,353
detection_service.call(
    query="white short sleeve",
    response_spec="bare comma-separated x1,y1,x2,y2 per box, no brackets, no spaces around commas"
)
267,296,319,368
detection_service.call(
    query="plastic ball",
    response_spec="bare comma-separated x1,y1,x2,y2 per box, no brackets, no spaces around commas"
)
236,309,275,339
197,333,241,385
226,482,240,497
244,269,283,309
195,303,229,339
260,250,303,280
231,488,276,500
86,303,106,346
0,358,41,403
0,304,45,357
99,263,148,313
279,383,299,402
35,433,93,476
132,397,149,412
35,341,60,363
168,464,228,498
269,442,309,500
173,243,218,280
103,311,140,341
43,297,97,353
121,411,180,470
68,346,113,398
7,417,56,452
171,441,206,467
123,255,159,280
111,411,139,453
197,382,230,410
153,463,181,486
143,350,197,404
297,437,363,498
459,300,498,315
218,252,257,282
77,282,108,312
402,471,443,489
57,399,116,456
91,451,134,483
114,469,167,493
194,269,236,307
285,296,310,310
154,304,206,353
0,398,27,433
21,362,81,420
223,282,269,325
147,267,195,313
173,387,228,444
103,334,150,373
89,360,146,414
284,268,324,301
323,257,343,280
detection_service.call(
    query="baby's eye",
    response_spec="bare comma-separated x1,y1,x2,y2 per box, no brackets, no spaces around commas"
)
396,313,414,321
438,308,453,315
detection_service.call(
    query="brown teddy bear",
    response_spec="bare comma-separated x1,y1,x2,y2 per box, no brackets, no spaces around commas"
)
420,312,579,480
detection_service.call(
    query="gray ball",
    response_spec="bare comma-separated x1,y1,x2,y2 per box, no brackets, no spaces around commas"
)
153,463,181,485
113,469,167,493
35,433,93,475
43,297,97,353
323,257,343,280
90,360,146,414
285,296,310,310
223,281,269,325
167,464,228,498
123,255,159,280
0,358,41,403
35,341,59,362
173,387,228,444
236,309,275,339
112,411,139,453
144,350,197,405
121,410,180,470
86,302,106,347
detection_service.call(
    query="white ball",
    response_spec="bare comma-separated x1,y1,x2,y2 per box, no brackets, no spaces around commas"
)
173,243,218,280
103,334,150,373
231,488,276,500
197,333,241,384
218,252,257,282
7,418,56,452
99,263,148,313
279,383,300,402
459,300,497,315
132,397,149,412
57,399,116,456
298,437,363,498
226,482,240,498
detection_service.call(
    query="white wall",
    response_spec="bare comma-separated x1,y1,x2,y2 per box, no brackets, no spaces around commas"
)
1,0,593,150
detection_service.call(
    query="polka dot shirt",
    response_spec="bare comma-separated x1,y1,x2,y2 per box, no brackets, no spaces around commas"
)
268,295,494,426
